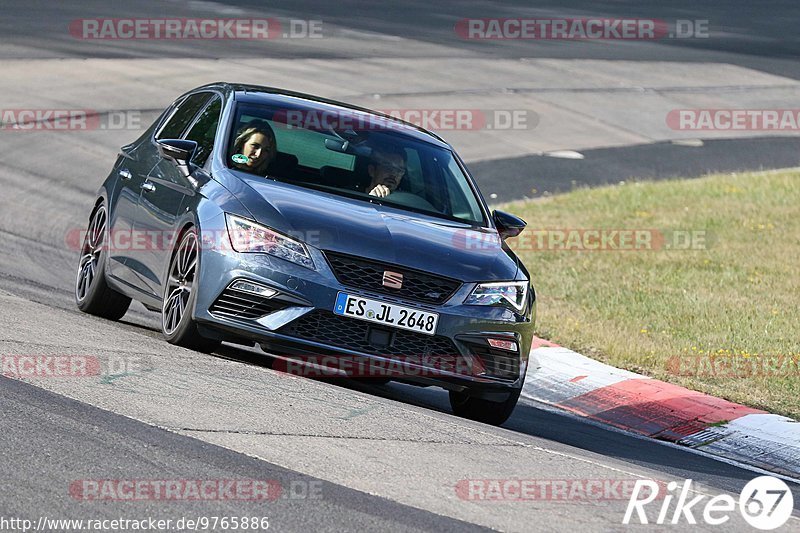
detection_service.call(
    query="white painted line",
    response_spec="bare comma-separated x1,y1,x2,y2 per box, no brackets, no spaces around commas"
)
337,29,404,41
726,413,800,445
543,150,585,160
671,139,705,147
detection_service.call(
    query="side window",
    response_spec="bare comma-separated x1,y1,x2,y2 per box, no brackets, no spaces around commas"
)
185,96,222,166
156,92,212,140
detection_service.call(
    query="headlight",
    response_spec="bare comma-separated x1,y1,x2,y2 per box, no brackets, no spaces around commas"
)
225,214,315,269
465,281,529,313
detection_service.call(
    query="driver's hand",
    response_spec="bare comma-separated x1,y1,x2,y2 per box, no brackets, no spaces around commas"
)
369,184,391,198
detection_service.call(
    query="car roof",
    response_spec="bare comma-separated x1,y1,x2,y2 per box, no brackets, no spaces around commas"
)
193,82,451,149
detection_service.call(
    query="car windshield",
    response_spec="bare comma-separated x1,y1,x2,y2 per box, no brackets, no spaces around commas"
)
226,102,487,225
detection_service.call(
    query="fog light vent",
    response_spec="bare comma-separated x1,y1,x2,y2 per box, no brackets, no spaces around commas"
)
231,280,278,298
487,338,518,352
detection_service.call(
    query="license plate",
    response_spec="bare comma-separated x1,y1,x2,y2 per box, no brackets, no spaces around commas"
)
333,292,439,336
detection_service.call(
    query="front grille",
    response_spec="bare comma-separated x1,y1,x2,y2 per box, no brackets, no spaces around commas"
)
209,287,288,319
278,310,460,362
324,251,461,305
468,345,520,380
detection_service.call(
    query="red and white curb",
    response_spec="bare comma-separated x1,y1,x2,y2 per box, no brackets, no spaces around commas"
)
523,338,800,479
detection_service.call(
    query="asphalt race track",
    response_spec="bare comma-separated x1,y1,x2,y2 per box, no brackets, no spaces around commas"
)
1,1,799,531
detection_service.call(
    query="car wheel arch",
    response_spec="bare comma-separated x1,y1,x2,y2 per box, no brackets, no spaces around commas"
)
88,192,108,222
164,219,201,280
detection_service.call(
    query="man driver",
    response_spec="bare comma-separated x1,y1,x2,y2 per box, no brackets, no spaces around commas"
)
366,144,406,198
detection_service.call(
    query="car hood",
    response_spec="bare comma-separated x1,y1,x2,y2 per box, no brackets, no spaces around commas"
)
225,173,519,282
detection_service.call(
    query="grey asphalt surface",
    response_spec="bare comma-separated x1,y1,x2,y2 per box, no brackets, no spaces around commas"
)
2,1,800,531
3,0,798,73
2,0,800,193
2,287,799,532
471,136,800,202
0,375,488,533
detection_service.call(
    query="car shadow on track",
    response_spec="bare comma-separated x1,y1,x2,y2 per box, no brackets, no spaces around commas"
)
111,329,799,506
209,343,800,497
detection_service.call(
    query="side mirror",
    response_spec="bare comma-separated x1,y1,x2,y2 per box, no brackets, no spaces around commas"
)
157,139,197,179
493,210,527,240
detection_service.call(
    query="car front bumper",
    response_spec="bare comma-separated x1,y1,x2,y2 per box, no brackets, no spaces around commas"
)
193,241,534,395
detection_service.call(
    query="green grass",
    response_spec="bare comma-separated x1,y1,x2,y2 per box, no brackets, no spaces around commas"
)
498,169,800,418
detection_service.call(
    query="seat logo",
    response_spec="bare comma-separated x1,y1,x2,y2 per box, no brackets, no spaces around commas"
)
382,271,403,289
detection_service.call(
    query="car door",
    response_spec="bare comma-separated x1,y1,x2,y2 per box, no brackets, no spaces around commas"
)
134,93,221,297
106,141,161,287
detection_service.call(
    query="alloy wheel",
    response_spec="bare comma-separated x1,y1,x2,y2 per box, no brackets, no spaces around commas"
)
163,231,198,335
75,206,107,302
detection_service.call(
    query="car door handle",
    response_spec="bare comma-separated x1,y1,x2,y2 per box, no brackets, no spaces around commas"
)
141,182,156,193
118,169,132,180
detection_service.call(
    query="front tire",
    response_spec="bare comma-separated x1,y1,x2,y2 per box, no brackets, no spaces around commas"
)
449,386,522,426
75,203,132,320
162,228,220,353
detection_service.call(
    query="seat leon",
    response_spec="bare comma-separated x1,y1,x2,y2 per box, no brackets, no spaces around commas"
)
75,83,535,425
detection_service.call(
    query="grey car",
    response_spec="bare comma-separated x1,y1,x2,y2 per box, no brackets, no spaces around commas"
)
75,83,535,425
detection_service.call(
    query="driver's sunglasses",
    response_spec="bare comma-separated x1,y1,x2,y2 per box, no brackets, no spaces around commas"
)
375,160,406,174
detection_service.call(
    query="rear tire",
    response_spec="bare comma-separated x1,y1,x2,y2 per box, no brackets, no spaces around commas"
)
161,227,221,353
449,386,522,426
75,203,132,320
